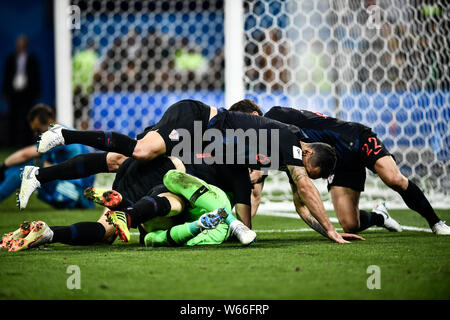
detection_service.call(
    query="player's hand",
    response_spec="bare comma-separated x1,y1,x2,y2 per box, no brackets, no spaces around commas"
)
340,233,365,241
327,230,350,244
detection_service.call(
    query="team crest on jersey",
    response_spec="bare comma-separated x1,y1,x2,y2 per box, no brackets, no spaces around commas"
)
292,146,302,160
169,129,179,141
327,174,335,184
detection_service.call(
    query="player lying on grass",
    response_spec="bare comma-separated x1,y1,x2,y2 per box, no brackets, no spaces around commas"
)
0,104,94,209
29,99,352,243
230,102,450,235
2,168,250,252
6,152,257,251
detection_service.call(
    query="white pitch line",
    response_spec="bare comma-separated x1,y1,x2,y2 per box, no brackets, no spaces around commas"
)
130,211,432,235
257,211,432,232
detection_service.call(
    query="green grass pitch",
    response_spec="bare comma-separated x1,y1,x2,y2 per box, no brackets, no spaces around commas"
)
0,148,449,300
0,192,449,300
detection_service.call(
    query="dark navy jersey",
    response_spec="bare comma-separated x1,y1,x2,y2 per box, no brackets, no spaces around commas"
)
208,109,304,170
115,155,251,208
185,161,252,206
264,107,373,167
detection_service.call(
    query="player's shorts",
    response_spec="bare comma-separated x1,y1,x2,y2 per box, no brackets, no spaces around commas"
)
136,99,211,155
112,156,175,207
359,132,392,172
327,131,393,192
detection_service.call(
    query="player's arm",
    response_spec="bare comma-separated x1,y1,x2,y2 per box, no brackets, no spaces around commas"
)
230,166,253,228
290,182,365,241
290,182,328,237
249,169,265,218
1,145,41,181
3,145,40,167
287,165,349,244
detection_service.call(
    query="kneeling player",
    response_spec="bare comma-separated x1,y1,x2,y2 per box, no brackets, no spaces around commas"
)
231,101,449,235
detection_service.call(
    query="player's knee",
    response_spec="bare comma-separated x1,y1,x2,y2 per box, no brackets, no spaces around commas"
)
340,218,360,233
133,141,160,161
106,152,127,172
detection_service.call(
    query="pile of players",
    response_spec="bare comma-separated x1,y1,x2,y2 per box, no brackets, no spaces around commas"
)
2,99,449,252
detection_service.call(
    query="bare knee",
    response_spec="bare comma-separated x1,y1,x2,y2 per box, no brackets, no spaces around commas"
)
133,141,162,161
106,153,128,172
132,132,166,161
340,218,360,233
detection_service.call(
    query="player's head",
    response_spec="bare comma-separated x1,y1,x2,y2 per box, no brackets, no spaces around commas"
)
302,142,336,179
16,34,28,53
27,104,56,137
229,99,263,116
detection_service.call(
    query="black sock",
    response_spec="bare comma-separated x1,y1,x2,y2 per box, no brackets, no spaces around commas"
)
62,129,137,157
36,152,108,184
358,210,385,232
399,180,440,227
125,196,171,228
50,222,106,245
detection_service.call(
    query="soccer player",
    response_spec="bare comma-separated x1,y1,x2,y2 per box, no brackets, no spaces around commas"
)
32,99,353,244
232,103,450,235
0,104,94,209
7,151,257,251
3,163,251,251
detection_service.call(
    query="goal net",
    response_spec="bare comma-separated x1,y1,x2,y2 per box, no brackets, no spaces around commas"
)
243,0,449,210
69,0,449,210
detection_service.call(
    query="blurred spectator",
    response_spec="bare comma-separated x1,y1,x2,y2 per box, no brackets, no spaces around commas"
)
2,35,40,147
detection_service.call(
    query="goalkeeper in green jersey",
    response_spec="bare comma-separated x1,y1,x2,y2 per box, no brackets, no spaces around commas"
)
141,169,249,247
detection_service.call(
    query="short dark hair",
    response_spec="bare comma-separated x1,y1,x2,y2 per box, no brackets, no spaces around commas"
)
27,104,55,124
229,99,263,116
309,142,337,179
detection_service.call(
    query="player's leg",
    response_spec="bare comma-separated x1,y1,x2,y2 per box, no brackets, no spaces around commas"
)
18,152,126,210
36,152,125,184
37,100,214,160
106,191,185,242
163,169,256,244
7,208,117,251
144,210,228,247
37,124,139,157
331,186,400,232
328,166,401,233
374,155,449,234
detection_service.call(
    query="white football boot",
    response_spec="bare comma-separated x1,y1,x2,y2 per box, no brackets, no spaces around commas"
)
37,123,65,154
17,166,41,210
431,221,450,235
230,220,257,245
9,221,53,252
373,202,402,232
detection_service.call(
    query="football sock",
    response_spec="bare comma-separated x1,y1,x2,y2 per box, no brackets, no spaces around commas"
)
36,152,108,184
188,221,202,234
125,196,171,228
61,129,137,157
399,180,440,227
225,210,237,225
166,223,198,246
358,210,385,231
50,222,105,245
